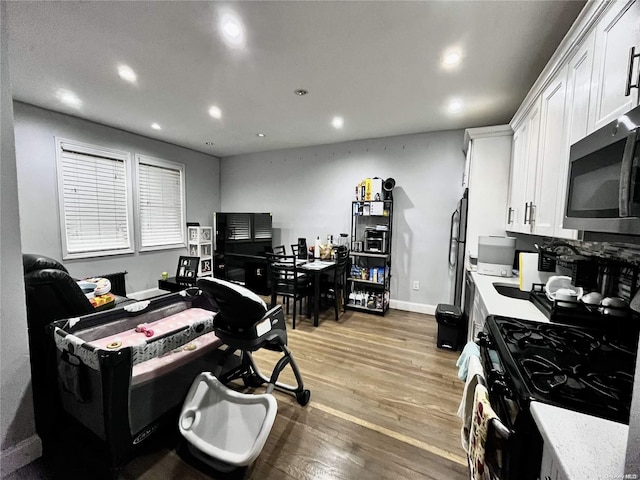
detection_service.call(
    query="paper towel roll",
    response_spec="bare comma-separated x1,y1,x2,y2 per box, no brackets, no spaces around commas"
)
519,253,554,291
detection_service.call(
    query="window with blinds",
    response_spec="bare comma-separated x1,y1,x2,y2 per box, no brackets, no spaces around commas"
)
226,213,252,240
135,155,186,251
56,138,134,259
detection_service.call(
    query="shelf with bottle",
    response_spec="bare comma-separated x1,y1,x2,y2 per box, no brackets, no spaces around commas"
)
346,287,389,314
349,264,387,284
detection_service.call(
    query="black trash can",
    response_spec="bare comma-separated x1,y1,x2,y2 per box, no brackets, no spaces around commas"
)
435,303,463,350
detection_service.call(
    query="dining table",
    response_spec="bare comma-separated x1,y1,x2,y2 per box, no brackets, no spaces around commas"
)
298,259,336,327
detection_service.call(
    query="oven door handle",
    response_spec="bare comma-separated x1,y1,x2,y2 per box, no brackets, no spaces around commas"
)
619,128,639,217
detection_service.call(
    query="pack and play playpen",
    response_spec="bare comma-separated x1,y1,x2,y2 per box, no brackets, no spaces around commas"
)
47,289,240,476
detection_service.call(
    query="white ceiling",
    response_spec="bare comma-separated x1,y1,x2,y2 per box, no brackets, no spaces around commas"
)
6,1,586,157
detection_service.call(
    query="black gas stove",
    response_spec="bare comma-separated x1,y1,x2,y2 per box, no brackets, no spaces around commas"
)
478,310,639,480
485,315,638,424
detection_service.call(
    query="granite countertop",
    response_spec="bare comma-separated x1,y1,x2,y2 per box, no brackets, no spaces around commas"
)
531,402,628,480
469,270,629,480
470,271,548,323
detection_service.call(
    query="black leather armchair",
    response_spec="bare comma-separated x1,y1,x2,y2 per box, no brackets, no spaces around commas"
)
22,253,134,452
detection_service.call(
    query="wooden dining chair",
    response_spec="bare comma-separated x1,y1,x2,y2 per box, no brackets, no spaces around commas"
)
265,253,312,329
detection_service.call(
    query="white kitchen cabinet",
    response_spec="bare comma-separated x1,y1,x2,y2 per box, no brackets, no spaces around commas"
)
468,287,488,343
531,65,570,237
463,126,513,260
590,0,640,130
506,123,528,232
551,32,598,240
506,97,541,235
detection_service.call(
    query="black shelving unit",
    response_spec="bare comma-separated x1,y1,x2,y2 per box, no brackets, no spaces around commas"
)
346,200,393,315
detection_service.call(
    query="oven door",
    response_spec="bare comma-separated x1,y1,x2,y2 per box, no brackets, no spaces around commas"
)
564,106,640,234
479,333,543,480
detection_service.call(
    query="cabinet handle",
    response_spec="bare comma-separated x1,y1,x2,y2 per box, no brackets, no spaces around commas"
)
625,46,640,97
524,202,530,224
529,203,536,223
507,207,514,224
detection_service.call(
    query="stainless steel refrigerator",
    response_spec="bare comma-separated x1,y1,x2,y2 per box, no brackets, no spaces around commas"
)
449,188,468,307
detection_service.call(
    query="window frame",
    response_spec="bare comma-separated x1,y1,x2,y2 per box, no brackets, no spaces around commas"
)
134,153,187,252
55,137,135,260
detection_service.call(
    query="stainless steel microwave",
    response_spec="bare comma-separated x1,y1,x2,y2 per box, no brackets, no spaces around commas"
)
564,104,640,235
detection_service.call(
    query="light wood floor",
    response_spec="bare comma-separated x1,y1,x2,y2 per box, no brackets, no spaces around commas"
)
12,307,469,480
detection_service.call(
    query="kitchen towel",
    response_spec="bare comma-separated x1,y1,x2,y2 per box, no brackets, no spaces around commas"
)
468,383,500,480
457,354,484,453
456,341,480,381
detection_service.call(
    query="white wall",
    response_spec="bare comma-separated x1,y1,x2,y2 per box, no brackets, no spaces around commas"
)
221,130,466,312
13,102,222,294
0,2,40,473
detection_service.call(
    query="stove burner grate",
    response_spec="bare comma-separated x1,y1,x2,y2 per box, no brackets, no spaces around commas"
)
500,320,601,356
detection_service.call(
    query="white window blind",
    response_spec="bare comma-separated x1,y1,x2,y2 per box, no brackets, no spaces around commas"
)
56,138,133,259
136,155,186,250
227,213,251,240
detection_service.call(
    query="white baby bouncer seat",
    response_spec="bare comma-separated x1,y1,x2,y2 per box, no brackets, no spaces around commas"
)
179,373,277,470
179,277,310,472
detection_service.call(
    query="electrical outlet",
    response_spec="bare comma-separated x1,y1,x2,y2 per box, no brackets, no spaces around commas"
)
412,280,420,291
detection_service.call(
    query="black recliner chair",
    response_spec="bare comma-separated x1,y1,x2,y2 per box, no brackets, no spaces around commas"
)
22,253,134,454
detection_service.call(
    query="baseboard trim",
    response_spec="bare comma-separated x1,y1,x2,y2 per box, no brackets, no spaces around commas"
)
390,300,437,315
0,435,42,477
128,287,165,300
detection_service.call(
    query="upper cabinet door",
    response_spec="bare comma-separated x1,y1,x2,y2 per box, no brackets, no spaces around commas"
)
532,65,569,237
551,32,598,240
507,122,530,233
568,31,597,145
591,0,640,130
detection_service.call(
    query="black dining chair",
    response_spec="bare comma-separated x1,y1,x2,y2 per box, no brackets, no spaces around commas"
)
290,244,299,257
265,253,312,329
322,247,350,320
273,245,286,255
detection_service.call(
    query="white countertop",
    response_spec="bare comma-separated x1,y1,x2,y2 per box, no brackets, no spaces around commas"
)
469,270,629,480
531,402,629,480
470,271,548,322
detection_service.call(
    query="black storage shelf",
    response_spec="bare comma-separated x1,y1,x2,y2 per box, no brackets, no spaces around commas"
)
347,198,393,316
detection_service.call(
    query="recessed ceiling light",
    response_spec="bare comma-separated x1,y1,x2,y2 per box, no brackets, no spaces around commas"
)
294,89,309,96
205,141,215,145
442,48,463,68
151,123,162,130
448,99,464,114
219,11,245,48
117,64,137,83
55,88,82,109
332,116,344,129
208,105,222,119
257,133,266,137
